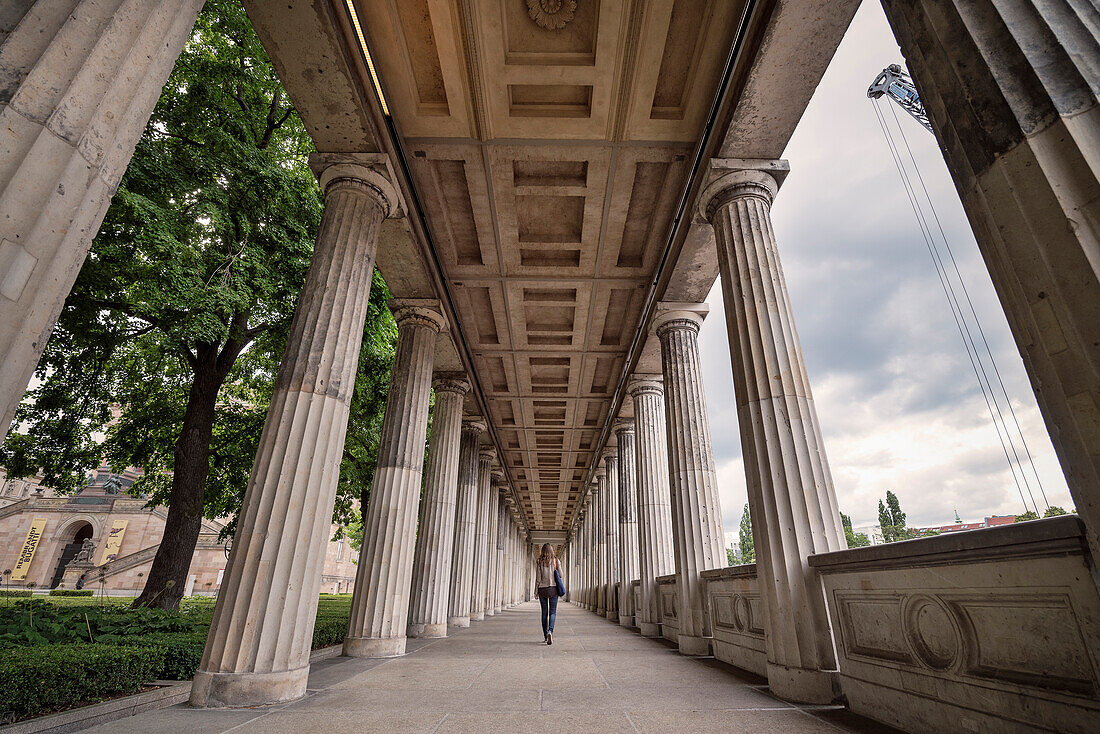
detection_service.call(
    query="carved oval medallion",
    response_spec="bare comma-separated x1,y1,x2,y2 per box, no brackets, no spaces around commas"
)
527,0,577,31
903,595,960,671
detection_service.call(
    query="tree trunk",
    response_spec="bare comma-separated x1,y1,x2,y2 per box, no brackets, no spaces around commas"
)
132,344,224,610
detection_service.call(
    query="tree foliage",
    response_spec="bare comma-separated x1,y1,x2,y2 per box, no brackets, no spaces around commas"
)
0,0,394,607
1014,510,1040,522
738,504,755,564
841,512,870,548
878,490,911,543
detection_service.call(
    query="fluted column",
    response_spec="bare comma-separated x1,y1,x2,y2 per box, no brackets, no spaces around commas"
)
191,157,401,707
470,448,496,621
656,303,726,657
593,477,608,616
602,450,621,620
615,419,639,627
343,301,446,658
448,418,484,627
702,163,845,702
492,485,506,614
628,376,676,638
0,0,205,440
485,474,502,616
878,0,1100,562
407,374,470,638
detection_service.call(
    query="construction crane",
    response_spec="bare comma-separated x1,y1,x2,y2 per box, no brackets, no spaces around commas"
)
867,64,933,132
867,64,1050,518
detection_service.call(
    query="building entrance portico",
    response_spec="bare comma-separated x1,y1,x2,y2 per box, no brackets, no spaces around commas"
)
48,521,92,589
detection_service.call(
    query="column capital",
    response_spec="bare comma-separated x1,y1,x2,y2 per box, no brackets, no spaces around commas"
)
601,447,618,464
594,463,607,478
462,416,487,436
627,374,664,398
613,418,634,436
653,301,708,337
309,152,404,218
490,468,506,483
478,447,498,465
390,299,447,333
696,158,789,223
433,372,471,396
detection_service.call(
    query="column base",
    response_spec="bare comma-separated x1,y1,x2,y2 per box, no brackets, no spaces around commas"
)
343,635,406,658
639,622,660,637
485,609,495,617
471,611,485,622
448,615,471,628
408,623,447,639
596,607,606,616
618,614,633,627
605,610,616,620
190,665,308,708
494,606,503,614
678,635,711,657
766,662,840,705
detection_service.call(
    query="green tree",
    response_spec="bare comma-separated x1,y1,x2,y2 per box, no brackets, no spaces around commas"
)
877,490,910,542
738,504,755,563
1015,510,1040,522
726,546,738,566
841,512,870,548
1043,506,1069,517
0,0,394,609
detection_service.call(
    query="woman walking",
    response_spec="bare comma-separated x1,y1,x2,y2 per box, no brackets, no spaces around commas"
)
534,543,562,645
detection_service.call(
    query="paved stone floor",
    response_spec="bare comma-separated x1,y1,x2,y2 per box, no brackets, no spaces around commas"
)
86,602,894,733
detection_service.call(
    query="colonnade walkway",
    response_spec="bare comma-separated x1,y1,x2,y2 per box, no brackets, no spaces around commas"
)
85,602,892,733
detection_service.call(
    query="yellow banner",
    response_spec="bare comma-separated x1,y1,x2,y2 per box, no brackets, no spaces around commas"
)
98,519,128,565
12,518,48,580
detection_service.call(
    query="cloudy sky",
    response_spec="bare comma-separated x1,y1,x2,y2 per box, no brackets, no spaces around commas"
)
704,2,1074,539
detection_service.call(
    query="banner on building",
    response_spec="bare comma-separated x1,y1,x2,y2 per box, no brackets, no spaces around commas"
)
12,518,48,580
98,520,128,565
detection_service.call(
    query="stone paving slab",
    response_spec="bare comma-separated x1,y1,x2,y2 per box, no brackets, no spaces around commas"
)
80,602,894,733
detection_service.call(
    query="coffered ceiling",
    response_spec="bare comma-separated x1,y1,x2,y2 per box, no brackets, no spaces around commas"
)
352,0,745,530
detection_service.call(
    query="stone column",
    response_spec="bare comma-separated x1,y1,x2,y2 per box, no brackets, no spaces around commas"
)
0,0,205,440
702,163,845,702
343,301,447,658
878,0,1100,561
190,156,401,707
655,303,727,657
470,448,496,621
615,419,640,627
448,418,484,627
485,474,502,616
407,374,470,638
586,495,597,611
602,450,621,620
628,376,677,638
593,477,608,616
494,491,506,614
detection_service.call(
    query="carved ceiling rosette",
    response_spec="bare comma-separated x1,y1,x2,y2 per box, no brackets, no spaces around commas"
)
527,0,577,31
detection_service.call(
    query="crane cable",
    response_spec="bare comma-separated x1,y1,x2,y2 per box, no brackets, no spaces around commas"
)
870,97,1048,516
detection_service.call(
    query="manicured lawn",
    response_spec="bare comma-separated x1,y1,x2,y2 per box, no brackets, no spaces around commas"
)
0,594,352,722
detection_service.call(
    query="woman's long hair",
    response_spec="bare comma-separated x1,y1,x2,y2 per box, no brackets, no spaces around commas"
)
538,543,556,566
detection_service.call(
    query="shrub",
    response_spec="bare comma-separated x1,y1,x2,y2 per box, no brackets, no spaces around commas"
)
0,644,162,719
127,632,208,680
311,616,348,649
0,590,32,598
49,590,94,597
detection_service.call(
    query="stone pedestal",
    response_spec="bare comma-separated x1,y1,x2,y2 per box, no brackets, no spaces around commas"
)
0,0,204,440
343,300,446,658
628,377,677,638
470,448,496,621
879,0,1100,562
655,304,726,657
407,374,470,638
191,157,401,707
615,420,640,627
447,419,484,627
702,163,844,702
602,450,621,621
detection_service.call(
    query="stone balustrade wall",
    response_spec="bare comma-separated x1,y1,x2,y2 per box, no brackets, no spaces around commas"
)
700,564,766,675
810,516,1100,733
656,574,679,644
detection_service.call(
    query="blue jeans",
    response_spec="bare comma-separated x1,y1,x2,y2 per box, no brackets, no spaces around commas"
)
539,592,558,636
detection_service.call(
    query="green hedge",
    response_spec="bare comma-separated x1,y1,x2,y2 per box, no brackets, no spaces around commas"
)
0,590,32,598
127,632,208,680
48,589,94,597
0,644,162,719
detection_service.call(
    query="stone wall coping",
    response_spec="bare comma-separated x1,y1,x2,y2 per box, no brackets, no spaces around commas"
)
809,515,1088,573
655,573,677,584
700,563,758,580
